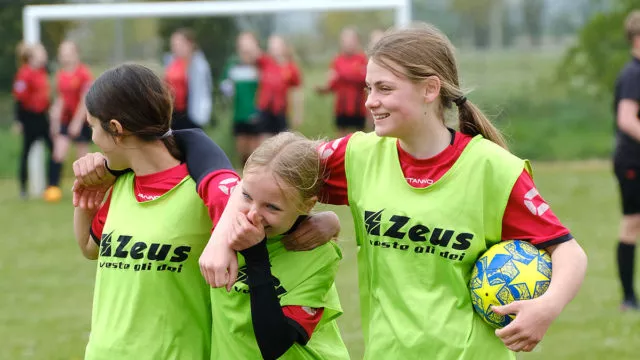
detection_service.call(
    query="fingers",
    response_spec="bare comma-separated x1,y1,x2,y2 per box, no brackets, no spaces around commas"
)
73,153,110,186
92,153,107,179
226,256,239,293
199,257,217,289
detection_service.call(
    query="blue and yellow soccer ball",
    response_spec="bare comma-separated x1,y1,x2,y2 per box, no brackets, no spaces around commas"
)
470,240,552,328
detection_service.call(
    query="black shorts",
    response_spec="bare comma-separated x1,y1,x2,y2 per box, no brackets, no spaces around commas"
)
336,115,366,130
259,111,287,134
614,162,640,215
60,123,92,143
233,121,262,136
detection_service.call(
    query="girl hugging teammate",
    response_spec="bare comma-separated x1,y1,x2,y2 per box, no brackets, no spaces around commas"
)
188,23,588,359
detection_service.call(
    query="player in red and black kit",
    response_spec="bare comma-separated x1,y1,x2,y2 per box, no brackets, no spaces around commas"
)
612,11,640,311
316,28,368,138
12,43,60,199
164,28,213,130
48,41,93,201
251,35,303,136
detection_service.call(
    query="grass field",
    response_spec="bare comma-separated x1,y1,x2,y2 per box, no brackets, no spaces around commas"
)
1,160,639,359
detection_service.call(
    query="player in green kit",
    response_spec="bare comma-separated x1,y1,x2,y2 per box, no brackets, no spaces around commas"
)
205,132,349,360
71,64,236,360
221,32,262,165
192,24,589,359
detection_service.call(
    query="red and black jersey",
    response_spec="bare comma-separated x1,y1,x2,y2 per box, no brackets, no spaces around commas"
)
56,63,92,124
13,64,50,113
165,58,189,112
256,55,301,115
327,53,367,117
318,131,573,247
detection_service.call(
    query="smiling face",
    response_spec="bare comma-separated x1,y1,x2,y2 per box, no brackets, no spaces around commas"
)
239,166,310,237
365,58,431,138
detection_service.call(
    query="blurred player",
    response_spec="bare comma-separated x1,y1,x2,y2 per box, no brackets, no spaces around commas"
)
242,35,303,136
316,28,368,137
612,10,640,311
207,132,348,360
165,28,213,130
220,32,262,166
48,40,93,202
12,43,60,200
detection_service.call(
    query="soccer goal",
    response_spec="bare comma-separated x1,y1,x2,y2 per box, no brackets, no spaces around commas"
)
22,0,412,196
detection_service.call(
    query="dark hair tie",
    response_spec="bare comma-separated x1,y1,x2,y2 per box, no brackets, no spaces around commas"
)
453,96,467,107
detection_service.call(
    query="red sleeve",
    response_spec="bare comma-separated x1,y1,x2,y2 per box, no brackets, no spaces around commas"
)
256,54,270,70
289,63,301,87
196,169,241,231
90,191,113,243
501,170,573,247
282,306,324,339
12,68,30,102
318,134,352,205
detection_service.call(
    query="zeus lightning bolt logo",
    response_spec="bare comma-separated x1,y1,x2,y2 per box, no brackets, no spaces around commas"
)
364,210,384,236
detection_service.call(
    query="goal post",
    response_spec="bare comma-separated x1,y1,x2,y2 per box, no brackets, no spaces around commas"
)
22,0,412,195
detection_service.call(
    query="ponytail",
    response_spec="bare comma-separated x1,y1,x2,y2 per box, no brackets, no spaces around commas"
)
158,129,183,162
456,98,508,149
162,135,184,162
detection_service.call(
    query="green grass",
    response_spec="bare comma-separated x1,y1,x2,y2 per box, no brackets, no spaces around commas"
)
1,160,639,359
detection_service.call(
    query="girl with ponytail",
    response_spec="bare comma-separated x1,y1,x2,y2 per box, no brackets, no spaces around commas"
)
189,22,588,360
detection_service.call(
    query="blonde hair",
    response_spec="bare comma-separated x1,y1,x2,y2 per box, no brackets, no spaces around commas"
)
625,10,640,42
244,132,325,207
368,23,508,149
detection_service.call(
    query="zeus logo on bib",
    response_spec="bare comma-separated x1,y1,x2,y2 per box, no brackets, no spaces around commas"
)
98,231,192,273
364,209,474,262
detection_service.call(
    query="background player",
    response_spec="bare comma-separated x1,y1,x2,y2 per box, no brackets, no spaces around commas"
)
220,32,262,166
241,34,303,136
48,40,92,202
316,28,368,137
612,10,640,311
12,43,60,200
165,28,213,130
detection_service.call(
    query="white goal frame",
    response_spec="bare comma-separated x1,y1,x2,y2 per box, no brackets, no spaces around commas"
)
22,0,412,196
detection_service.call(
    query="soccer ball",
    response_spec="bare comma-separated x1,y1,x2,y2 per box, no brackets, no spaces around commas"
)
469,240,552,328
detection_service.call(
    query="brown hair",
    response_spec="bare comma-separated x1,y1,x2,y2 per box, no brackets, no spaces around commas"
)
244,132,325,208
368,23,507,148
16,42,30,66
625,11,640,42
173,28,198,49
85,63,182,160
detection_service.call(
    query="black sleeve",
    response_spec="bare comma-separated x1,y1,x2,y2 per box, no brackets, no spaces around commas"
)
173,128,234,189
240,240,309,360
619,68,640,101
